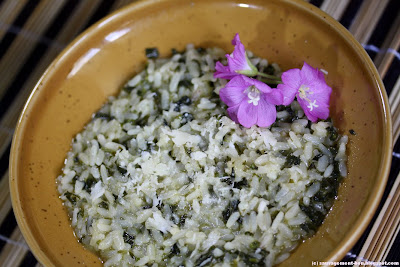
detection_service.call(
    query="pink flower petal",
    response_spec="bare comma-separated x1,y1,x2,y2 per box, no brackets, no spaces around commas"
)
300,62,319,84
299,89,330,122
214,61,238,79
228,34,249,71
219,75,248,107
263,88,283,106
220,75,283,128
241,76,272,94
297,97,318,122
231,33,241,46
281,68,302,88
295,62,332,121
237,101,258,128
227,105,240,124
256,98,278,127
227,54,250,73
213,33,258,79
308,83,331,105
312,105,330,120
226,34,257,76
279,68,301,105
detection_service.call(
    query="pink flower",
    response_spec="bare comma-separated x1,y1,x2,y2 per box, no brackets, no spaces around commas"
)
277,62,332,122
214,33,258,79
219,75,283,128
214,61,238,79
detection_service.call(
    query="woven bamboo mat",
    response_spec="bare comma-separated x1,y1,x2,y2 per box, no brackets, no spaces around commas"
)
0,0,399,266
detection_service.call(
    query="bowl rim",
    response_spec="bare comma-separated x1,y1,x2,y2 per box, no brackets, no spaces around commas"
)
289,1,392,262
9,0,393,265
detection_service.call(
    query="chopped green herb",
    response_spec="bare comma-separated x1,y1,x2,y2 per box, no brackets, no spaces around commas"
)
249,163,258,170
306,120,312,129
196,47,206,54
179,215,187,227
308,162,316,170
181,112,194,124
231,250,267,266
173,105,181,112
328,146,338,157
276,105,286,112
178,56,186,63
171,48,179,55
171,243,180,255
117,166,127,175
174,95,192,112
299,202,325,232
283,155,301,168
222,199,240,223
327,126,338,141
83,176,97,193
221,176,234,186
178,79,192,88
208,185,217,198
234,143,245,154
123,232,135,246
136,88,147,96
77,209,84,218
276,106,296,122
221,168,236,185
145,47,159,59
93,112,114,121
233,178,248,189
152,91,163,112
300,162,343,235
99,201,109,209
135,115,149,127
265,65,275,75
156,201,164,210
64,192,79,204
178,96,192,105
313,153,322,161
249,241,260,250
195,252,214,266
280,150,291,157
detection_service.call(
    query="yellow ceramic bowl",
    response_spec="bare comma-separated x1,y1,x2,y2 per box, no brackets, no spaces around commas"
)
10,0,392,266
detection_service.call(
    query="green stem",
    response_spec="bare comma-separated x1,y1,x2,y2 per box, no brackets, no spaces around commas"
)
260,79,282,85
256,72,281,80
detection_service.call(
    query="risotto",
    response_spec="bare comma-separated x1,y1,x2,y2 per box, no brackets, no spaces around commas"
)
57,44,347,266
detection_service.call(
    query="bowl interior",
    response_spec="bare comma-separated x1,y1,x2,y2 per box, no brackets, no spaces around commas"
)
10,0,391,266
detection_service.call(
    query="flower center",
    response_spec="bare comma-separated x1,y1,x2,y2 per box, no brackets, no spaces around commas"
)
298,85,310,100
298,85,318,111
245,86,261,106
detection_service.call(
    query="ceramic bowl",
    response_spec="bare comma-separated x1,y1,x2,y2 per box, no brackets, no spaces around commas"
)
10,0,392,266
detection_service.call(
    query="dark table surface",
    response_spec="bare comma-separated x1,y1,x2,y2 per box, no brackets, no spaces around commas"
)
0,0,399,266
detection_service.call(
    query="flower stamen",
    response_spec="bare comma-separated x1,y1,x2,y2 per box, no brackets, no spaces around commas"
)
245,86,261,106
307,100,319,111
298,85,319,111
298,85,310,101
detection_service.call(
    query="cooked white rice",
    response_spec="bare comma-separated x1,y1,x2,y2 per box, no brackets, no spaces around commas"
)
57,44,348,267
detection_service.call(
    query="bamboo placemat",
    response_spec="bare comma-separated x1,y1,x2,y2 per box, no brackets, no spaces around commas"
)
0,0,399,266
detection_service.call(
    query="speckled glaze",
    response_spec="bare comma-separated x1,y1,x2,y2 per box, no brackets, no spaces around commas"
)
9,0,392,266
